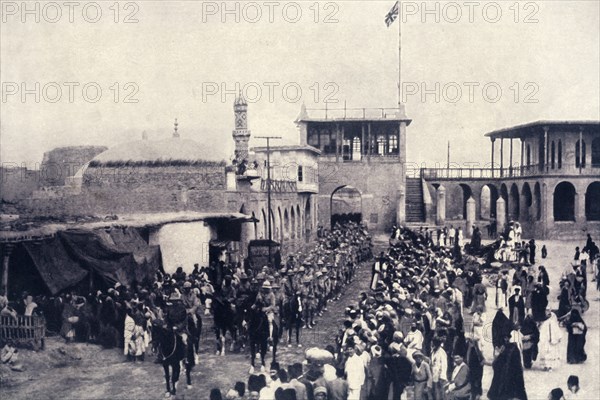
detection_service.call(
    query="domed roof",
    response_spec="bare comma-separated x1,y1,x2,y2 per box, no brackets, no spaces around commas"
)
90,137,227,166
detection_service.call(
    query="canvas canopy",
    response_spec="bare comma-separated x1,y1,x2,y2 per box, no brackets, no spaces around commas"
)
58,229,160,287
22,237,88,295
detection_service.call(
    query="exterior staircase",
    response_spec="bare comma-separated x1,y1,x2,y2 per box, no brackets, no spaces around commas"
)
405,178,425,223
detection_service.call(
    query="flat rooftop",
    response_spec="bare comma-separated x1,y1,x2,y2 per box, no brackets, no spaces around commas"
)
296,106,412,125
485,120,599,139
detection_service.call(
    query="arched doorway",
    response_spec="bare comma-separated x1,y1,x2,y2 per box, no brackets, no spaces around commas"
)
277,207,283,241
521,183,532,221
449,184,472,220
459,184,473,219
585,182,600,221
283,209,290,240
251,212,258,240
269,209,276,241
261,209,267,239
290,207,296,239
554,181,576,221
330,186,362,226
509,183,520,221
500,183,509,214
480,184,498,219
296,204,302,239
533,182,542,221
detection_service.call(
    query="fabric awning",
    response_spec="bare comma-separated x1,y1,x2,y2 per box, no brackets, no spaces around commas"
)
58,229,160,287
23,237,88,295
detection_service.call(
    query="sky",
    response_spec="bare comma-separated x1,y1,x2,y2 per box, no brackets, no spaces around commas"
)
1,0,599,169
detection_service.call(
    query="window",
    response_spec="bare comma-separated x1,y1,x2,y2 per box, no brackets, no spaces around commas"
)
370,213,378,224
526,145,531,166
319,129,331,153
297,166,303,182
388,134,398,154
551,141,555,169
308,128,319,146
377,135,386,155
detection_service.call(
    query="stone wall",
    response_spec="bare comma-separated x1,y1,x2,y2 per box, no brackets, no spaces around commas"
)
0,167,40,203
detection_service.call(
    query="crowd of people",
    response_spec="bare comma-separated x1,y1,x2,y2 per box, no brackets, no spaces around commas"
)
1,219,599,400
207,226,598,400
0,222,373,364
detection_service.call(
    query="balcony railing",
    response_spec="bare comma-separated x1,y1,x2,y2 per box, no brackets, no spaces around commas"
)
260,179,297,193
304,107,405,120
421,162,599,180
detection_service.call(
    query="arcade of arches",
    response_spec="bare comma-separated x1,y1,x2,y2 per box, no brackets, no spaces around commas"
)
433,180,599,227
239,196,316,253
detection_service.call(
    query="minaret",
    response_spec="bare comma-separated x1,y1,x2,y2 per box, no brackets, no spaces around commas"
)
173,118,180,138
232,92,251,161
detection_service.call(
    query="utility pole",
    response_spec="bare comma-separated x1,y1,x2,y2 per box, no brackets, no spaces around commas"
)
447,141,450,172
256,136,282,266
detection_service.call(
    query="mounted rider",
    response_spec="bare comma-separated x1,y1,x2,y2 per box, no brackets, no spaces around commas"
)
165,289,188,345
252,280,278,344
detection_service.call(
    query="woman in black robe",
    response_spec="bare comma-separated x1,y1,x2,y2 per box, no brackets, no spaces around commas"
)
557,281,572,318
491,309,512,350
519,314,539,369
488,336,528,400
530,283,549,322
537,266,550,287
566,309,587,364
465,337,484,400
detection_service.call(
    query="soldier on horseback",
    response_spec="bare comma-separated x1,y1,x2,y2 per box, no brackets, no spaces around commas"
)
181,281,202,362
165,289,187,344
252,280,278,345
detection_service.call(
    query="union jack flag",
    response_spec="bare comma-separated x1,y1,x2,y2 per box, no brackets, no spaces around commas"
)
385,1,399,27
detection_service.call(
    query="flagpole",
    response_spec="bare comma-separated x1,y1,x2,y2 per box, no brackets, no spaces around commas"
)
398,1,402,109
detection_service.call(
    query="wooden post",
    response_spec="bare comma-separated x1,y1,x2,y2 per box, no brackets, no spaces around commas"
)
579,127,583,173
335,123,340,162
491,139,495,178
500,137,504,177
544,126,549,173
520,139,524,175
361,123,365,162
509,138,513,176
1,244,14,296
367,122,372,161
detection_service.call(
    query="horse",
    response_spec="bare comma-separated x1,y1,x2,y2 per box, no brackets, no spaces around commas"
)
235,293,256,351
245,307,279,374
285,295,303,347
211,294,237,356
187,312,202,361
152,322,186,397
